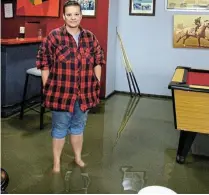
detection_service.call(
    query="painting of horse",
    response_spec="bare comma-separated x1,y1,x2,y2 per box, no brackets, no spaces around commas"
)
173,15,209,49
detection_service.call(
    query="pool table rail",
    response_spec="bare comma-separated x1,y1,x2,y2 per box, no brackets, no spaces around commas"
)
168,66,209,93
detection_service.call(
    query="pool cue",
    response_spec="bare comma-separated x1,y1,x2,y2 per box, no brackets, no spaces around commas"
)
118,33,140,96
118,34,134,97
116,29,134,96
113,96,140,149
118,32,140,96
120,46,137,95
116,29,141,96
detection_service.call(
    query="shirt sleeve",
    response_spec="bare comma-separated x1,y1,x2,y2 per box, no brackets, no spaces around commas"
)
93,35,106,67
36,33,55,70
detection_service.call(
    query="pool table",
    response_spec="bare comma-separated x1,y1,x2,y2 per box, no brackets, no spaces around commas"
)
168,66,209,164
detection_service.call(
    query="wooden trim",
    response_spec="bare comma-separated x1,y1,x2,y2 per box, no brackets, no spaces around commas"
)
172,68,185,82
189,85,209,90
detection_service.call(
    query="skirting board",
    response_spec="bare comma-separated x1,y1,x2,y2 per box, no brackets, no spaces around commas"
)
1,91,171,118
103,90,172,100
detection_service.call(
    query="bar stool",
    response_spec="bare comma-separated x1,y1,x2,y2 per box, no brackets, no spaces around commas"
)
19,67,45,130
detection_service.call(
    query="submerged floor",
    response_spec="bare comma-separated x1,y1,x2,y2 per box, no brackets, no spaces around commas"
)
1,94,209,194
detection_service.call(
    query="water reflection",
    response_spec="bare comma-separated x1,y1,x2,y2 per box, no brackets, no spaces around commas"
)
13,161,91,194
64,162,90,194
113,96,140,148
121,166,145,192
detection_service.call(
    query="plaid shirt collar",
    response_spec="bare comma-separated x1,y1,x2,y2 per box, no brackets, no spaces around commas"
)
61,24,86,36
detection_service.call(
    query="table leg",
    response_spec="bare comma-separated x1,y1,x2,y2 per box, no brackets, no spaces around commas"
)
176,130,197,164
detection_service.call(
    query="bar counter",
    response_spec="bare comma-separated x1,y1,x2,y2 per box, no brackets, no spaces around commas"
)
1,37,43,45
1,38,43,117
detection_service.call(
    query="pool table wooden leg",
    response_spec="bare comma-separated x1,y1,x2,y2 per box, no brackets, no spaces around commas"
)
176,130,197,164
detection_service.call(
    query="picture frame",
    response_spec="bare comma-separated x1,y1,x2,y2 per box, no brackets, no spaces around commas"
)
166,0,209,12
16,0,60,17
4,3,14,19
129,0,156,16
173,15,209,49
77,0,97,17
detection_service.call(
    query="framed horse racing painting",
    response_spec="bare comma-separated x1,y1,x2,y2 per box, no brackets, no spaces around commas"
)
129,0,156,16
173,15,209,49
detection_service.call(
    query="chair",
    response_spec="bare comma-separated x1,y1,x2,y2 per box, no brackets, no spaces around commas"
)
19,67,45,129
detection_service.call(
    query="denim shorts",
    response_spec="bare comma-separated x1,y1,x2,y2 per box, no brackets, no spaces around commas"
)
51,101,88,139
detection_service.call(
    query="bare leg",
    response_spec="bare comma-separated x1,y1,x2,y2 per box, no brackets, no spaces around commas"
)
52,138,65,173
70,134,85,167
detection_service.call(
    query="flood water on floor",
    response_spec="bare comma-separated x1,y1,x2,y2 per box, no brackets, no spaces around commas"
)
1,94,209,194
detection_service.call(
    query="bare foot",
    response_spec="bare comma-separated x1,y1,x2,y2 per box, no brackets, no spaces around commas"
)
52,164,60,173
75,158,86,167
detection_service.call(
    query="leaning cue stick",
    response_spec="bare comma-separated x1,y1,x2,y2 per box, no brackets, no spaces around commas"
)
121,49,133,96
117,32,137,95
118,33,140,95
116,29,133,96
116,28,141,96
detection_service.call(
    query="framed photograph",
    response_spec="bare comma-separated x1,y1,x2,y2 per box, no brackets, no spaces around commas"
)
4,3,14,19
16,0,60,17
77,0,97,17
173,15,209,49
129,0,156,16
166,0,209,12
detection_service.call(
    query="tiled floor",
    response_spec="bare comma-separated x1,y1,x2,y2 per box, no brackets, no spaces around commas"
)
1,94,209,194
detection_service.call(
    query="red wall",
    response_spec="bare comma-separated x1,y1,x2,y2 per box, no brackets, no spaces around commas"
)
1,0,109,97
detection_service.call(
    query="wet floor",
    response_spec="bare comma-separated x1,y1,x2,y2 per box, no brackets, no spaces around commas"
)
1,94,209,194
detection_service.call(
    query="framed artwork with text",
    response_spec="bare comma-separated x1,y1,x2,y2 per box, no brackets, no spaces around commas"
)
129,0,156,16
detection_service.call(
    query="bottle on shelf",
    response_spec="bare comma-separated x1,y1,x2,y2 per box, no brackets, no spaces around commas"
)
19,26,25,39
38,29,42,39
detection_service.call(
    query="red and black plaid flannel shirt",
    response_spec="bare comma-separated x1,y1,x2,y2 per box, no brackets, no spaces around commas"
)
36,25,105,112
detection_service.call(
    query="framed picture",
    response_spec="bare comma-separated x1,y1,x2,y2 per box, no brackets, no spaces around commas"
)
173,15,209,49
166,0,209,12
4,3,14,19
129,0,156,16
77,0,97,17
16,0,60,17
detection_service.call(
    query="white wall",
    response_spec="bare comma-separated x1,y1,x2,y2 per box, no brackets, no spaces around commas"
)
105,0,118,97
107,0,209,97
